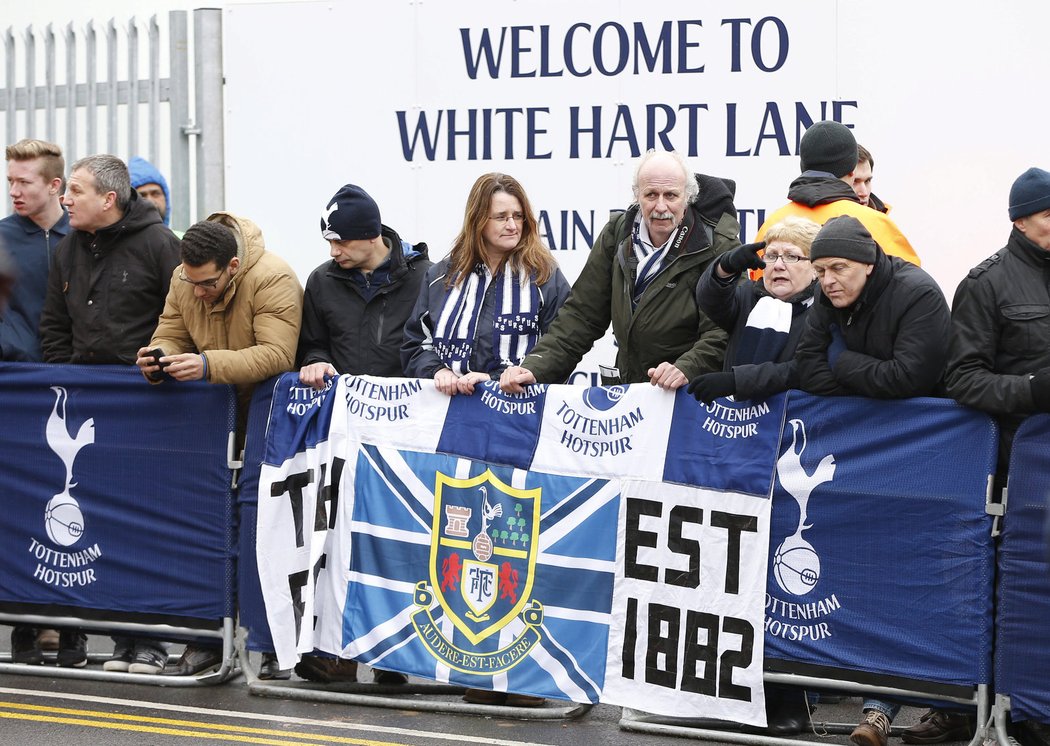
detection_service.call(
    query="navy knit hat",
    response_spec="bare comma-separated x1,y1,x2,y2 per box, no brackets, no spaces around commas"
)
1008,167,1050,221
809,216,877,264
320,184,381,241
800,121,859,178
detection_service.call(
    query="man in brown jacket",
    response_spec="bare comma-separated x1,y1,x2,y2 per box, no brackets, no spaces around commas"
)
136,212,303,678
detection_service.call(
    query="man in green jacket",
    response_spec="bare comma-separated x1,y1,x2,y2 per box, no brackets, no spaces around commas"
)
500,149,738,392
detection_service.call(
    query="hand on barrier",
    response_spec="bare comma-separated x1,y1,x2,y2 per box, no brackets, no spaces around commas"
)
648,361,688,390
499,365,536,394
686,371,737,404
827,323,847,369
300,362,337,390
719,241,767,276
456,371,491,396
434,367,460,396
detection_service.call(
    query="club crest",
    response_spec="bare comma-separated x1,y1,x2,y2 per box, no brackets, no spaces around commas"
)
410,469,544,673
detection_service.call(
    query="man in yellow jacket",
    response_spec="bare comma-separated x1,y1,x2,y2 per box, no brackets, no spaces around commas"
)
757,121,920,266
134,213,303,679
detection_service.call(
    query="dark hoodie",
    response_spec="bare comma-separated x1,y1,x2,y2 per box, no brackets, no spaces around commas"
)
786,173,862,207
40,191,182,364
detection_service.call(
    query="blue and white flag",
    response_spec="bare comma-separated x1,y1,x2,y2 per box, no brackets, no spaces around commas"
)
257,375,783,724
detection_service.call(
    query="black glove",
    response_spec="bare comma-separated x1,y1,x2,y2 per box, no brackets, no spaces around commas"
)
718,241,766,276
686,371,737,404
1031,367,1050,411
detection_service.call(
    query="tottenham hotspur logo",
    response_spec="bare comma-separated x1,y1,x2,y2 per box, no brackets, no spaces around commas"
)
44,386,95,546
771,419,835,596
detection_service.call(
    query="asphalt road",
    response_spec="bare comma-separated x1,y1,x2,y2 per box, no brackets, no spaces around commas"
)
0,637,979,746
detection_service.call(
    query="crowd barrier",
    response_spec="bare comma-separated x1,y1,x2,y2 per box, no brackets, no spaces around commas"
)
240,374,1006,734
0,362,239,685
2,365,1045,738
993,415,1050,745
622,391,997,744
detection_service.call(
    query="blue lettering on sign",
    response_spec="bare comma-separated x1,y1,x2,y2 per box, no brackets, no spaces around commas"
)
459,21,706,80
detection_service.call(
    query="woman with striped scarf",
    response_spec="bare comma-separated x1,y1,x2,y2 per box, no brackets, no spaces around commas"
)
402,172,570,397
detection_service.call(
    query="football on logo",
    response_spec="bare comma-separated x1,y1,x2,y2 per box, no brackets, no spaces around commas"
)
45,494,85,547
581,385,627,412
772,536,820,596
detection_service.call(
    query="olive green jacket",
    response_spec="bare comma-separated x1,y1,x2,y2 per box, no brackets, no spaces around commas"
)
523,177,739,384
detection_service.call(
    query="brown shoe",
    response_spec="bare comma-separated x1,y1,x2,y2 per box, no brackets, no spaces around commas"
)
505,694,546,708
37,629,60,651
294,655,358,683
463,688,508,705
901,710,976,744
851,709,891,746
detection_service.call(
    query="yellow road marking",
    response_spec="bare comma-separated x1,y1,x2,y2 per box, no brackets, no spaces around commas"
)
0,701,409,745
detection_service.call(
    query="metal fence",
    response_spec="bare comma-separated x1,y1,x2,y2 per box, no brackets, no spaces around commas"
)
0,8,224,229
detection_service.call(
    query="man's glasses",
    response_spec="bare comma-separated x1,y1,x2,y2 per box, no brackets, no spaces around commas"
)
762,253,810,265
179,266,228,289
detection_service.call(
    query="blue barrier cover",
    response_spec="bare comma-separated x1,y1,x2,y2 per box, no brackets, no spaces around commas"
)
996,415,1050,722
238,374,282,651
0,362,237,625
766,393,996,690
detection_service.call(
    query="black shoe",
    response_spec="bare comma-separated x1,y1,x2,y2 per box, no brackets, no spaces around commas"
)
258,653,291,680
163,644,223,676
11,627,42,665
373,668,408,685
767,704,813,736
765,691,813,736
56,630,88,668
901,710,976,744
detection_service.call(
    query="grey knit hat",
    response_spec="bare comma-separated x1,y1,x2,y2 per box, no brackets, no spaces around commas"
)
809,215,877,264
800,121,859,178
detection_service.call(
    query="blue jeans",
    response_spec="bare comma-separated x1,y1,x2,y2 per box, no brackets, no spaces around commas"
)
863,699,901,721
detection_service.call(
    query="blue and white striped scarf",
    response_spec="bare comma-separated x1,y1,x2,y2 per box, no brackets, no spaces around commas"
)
432,263,542,376
631,215,685,302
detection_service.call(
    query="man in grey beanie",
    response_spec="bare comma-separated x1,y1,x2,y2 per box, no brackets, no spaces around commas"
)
794,215,950,402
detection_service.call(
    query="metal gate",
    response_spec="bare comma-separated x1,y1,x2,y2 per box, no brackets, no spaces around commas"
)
0,9,224,229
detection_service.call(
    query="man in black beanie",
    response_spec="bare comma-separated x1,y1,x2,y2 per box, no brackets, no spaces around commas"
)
293,184,429,686
793,215,949,402
755,121,920,266
297,184,431,389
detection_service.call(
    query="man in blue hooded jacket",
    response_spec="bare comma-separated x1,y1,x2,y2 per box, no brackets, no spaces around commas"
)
129,156,182,236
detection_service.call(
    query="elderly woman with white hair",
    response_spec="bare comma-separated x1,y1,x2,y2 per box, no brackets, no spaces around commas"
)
688,215,821,405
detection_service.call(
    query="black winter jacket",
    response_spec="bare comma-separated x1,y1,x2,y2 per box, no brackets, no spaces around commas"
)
40,193,181,364
297,226,430,377
696,266,815,400
945,228,1050,467
795,250,950,398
